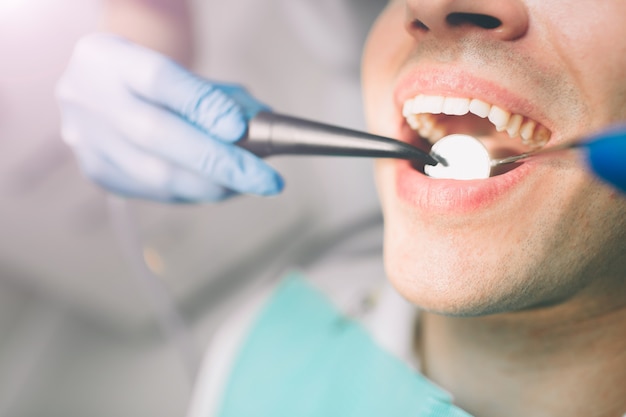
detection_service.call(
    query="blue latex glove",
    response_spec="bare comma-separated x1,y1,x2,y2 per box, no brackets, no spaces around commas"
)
584,125,626,194
56,33,284,203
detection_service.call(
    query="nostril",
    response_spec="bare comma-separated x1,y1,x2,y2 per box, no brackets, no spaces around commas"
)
410,19,429,31
447,13,502,29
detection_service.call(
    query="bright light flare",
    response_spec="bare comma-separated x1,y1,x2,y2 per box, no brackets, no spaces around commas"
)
0,0,84,81
0,0,54,19
0,0,29,13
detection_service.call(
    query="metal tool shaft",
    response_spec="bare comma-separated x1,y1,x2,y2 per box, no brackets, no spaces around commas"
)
238,112,438,166
491,141,583,167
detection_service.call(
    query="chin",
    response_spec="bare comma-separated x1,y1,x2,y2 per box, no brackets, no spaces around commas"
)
382,231,528,317
383,255,562,317
376,162,594,318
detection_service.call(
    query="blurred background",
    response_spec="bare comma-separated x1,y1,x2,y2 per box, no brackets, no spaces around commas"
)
0,0,386,415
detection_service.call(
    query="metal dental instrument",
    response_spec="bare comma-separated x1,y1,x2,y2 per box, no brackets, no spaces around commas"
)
427,135,596,180
490,141,584,167
428,125,625,192
491,125,626,193
238,111,440,166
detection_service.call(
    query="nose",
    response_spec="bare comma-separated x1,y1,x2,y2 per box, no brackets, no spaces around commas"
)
405,0,529,41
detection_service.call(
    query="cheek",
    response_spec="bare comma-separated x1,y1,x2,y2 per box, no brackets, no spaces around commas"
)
530,0,626,123
362,3,409,134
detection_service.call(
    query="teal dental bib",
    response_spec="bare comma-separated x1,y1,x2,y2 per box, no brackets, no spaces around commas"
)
217,274,474,417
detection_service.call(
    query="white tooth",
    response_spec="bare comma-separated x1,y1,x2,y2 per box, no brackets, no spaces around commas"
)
403,99,414,118
520,119,537,144
425,95,446,114
506,114,524,138
442,97,470,116
469,99,491,118
407,114,420,130
411,95,426,113
531,124,551,148
430,127,446,143
418,123,434,138
416,95,445,114
488,106,511,132
418,113,435,130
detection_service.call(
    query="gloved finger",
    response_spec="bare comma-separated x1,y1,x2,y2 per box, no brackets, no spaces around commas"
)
102,94,284,196
75,33,268,143
76,148,236,203
60,105,239,202
76,148,180,202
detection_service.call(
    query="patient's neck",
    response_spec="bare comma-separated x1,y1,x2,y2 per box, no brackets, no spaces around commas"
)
418,286,626,417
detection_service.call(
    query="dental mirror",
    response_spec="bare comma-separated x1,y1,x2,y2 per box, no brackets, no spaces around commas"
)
425,134,492,180
425,133,585,180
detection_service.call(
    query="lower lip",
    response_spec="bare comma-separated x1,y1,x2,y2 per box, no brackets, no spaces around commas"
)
394,159,533,213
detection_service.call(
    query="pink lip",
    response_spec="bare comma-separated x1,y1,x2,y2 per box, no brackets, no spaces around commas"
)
392,67,547,213
394,159,534,213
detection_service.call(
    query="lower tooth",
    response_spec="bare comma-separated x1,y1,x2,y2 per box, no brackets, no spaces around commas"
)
407,114,420,130
506,114,524,138
419,115,435,130
430,127,446,142
520,120,537,144
419,124,433,138
531,125,551,148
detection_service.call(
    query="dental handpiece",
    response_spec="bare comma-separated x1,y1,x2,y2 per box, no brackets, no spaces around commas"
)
238,111,439,166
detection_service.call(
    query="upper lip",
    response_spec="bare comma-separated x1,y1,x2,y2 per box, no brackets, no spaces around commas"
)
393,66,554,139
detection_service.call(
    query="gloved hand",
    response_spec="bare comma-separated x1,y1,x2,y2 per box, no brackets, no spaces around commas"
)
585,126,626,194
56,33,284,203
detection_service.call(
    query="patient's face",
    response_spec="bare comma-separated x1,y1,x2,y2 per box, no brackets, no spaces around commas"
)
362,0,626,315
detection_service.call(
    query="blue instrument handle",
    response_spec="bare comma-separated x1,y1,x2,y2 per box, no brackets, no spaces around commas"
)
585,125,626,194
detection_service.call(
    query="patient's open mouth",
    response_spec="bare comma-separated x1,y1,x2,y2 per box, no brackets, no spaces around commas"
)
402,94,553,177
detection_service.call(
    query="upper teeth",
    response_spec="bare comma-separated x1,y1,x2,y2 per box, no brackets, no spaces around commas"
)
403,95,551,148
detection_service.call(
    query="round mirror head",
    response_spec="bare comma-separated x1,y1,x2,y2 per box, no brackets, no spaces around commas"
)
425,134,492,180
